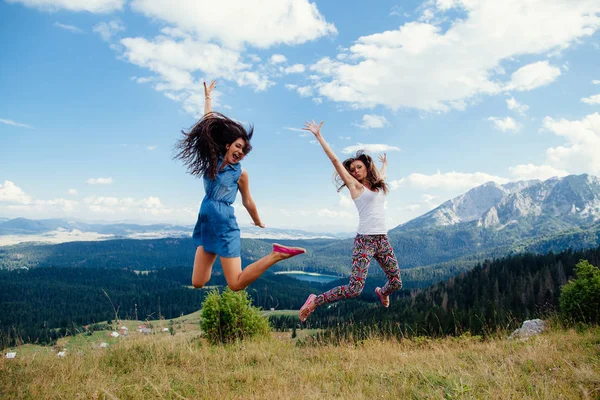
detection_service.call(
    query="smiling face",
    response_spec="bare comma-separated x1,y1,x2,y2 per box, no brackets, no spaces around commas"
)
225,137,247,164
349,160,367,182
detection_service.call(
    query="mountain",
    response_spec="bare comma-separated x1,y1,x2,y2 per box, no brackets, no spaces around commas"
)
397,174,600,234
0,218,350,245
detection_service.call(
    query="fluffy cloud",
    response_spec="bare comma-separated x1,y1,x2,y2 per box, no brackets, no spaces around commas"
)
355,114,389,129
270,54,287,64
0,181,32,204
488,116,521,132
6,0,124,12
93,20,125,42
581,94,600,105
509,164,569,180
342,143,401,154
542,112,600,175
506,97,529,115
390,171,509,191
129,0,336,49
284,64,306,74
86,177,113,185
504,61,561,92
308,0,600,111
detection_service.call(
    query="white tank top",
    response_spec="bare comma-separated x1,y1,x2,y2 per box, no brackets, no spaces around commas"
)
353,187,387,235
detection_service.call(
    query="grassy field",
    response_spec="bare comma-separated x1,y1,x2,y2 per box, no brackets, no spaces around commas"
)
1,325,599,399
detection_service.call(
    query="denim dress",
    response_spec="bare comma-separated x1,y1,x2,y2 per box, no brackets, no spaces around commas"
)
192,158,242,258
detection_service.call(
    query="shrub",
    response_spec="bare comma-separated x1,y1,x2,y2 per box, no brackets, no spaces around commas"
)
559,260,600,324
200,288,270,344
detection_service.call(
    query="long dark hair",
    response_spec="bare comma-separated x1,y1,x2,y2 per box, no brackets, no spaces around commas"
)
335,150,388,194
175,112,253,180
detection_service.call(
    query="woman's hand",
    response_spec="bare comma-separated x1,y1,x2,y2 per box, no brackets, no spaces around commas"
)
252,221,266,229
204,80,216,99
378,153,387,164
302,120,324,137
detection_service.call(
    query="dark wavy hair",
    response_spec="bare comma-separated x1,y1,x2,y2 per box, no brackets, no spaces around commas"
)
175,112,253,180
335,150,388,194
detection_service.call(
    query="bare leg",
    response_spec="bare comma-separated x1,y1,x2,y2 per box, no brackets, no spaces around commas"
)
221,247,303,291
191,246,217,288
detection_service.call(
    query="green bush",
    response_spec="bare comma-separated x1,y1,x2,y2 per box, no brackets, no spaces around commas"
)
559,260,600,324
200,288,270,344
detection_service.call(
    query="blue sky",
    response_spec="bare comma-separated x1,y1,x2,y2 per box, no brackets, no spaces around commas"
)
1,0,600,233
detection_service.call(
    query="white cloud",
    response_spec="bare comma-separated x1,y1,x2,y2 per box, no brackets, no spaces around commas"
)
308,0,600,111
509,164,569,180
296,86,313,97
312,97,323,105
390,171,509,191
53,22,83,33
338,193,353,208
112,1,335,115
270,54,287,64
68,189,78,195
129,0,336,49
0,118,32,129
86,177,113,185
581,94,600,105
355,114,389,129
542,112,600,175
342,143,401,154
146,145,157,151
284,64,306,74
93,19,125,42
0,181,32,204
6,0,124,12
593,80,600,84
506,97,529,115
504,61,561,92
120,35,273,115
84,196,168,215
317,208,354,218
488,116,521,132
283,127,304,132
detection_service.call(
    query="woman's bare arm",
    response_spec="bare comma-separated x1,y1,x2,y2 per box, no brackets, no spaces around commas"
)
302,121,361,196
237,170,265,228
203,80,216,116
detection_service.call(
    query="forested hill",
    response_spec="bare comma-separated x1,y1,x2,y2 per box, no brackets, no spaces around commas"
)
302,245,600,340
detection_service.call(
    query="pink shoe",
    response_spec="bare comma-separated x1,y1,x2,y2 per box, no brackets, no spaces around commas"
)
273,243,306,257
375,287,389,308
299,294,316,322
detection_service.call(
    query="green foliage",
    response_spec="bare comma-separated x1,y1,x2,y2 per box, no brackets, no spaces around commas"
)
559,260,600,324
200,289,270,345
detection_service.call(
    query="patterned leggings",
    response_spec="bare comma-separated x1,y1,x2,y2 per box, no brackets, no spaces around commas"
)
315,234,402,307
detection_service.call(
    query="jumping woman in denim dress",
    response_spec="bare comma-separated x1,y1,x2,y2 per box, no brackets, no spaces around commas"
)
175,80,305,291
298,120,403,321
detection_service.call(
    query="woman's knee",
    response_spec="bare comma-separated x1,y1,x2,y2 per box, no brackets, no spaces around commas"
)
347,282,365,297
191,276,208,289
227,281,246,292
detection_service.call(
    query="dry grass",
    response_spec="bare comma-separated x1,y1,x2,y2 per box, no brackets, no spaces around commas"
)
1,327,599,399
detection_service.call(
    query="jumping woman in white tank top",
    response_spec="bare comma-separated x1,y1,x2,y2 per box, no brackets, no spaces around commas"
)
299,120,403,322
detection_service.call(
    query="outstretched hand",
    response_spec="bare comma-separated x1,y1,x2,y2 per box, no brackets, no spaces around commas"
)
302,120,324,137
204,80,216,99
378,153,387,164
252,221,266,229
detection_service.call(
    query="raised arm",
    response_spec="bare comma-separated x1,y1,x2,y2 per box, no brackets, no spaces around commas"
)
237,169,265,228
302,121,361,195
378,153,387,181
203,80,216,116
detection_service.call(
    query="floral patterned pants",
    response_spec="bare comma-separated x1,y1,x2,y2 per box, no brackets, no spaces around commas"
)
315,234,402,306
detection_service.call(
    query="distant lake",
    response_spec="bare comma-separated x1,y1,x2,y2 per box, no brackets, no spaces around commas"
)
275,271,342,283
